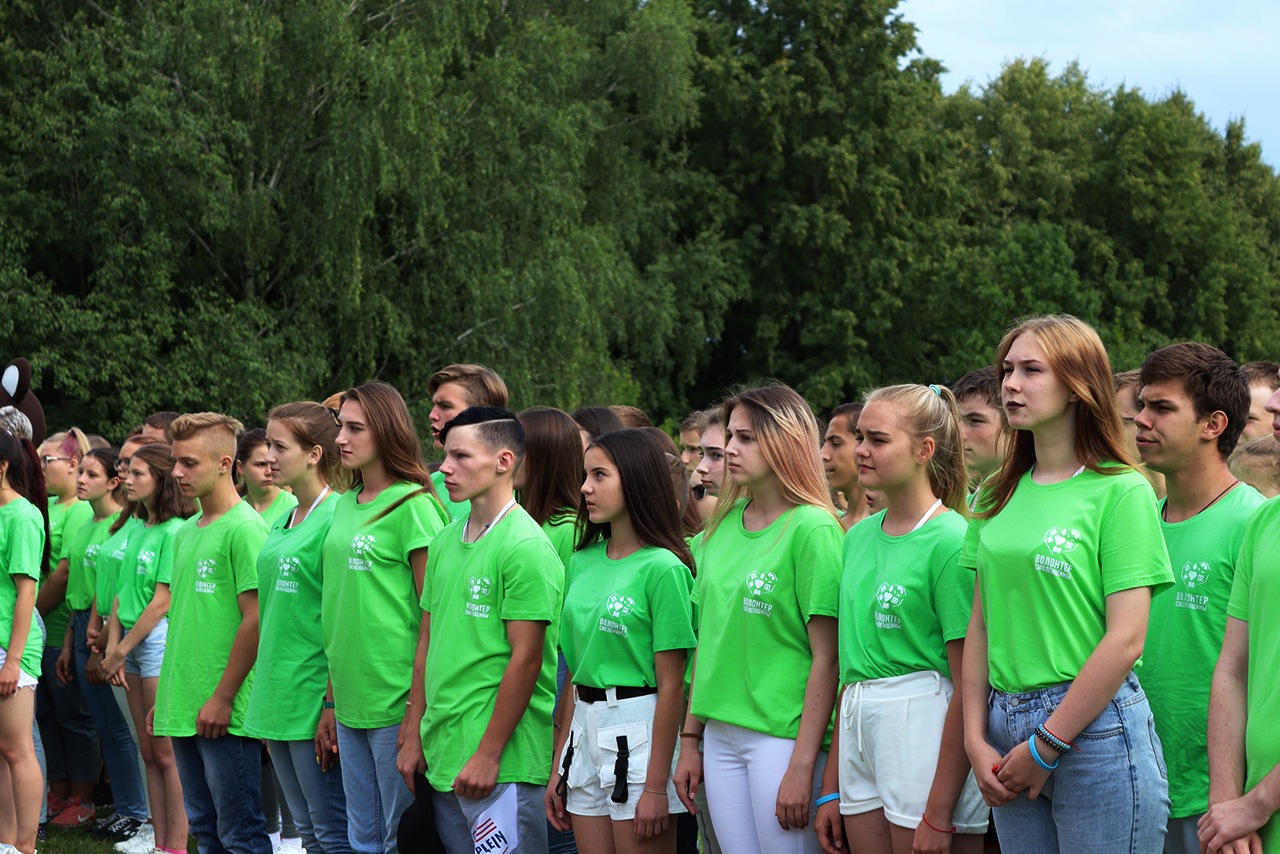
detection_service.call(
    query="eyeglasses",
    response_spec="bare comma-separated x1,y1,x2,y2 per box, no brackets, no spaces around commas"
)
41,456,73,467
326,407,341,427
116,457,131,473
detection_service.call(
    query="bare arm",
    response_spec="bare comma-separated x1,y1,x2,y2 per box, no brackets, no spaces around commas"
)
635,649,687,839
453,619,547,799
397,611,431,793
776,614,839,831
0,575,36,695
197,589,259,738
36,559,70,616
102,584,171,676
918,638,977,840
545,666,579,831
963,581,1018,807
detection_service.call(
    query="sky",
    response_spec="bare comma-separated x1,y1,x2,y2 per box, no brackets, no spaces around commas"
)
897,0,1279,171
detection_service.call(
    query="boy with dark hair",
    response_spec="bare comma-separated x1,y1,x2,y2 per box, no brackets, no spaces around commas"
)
142,412,181,443
1240,360,1280,441
426,365,510,521
398,407,562,853
953,367,1007,485
151,413,271,854
609,405,651,429
1132,343,1263,854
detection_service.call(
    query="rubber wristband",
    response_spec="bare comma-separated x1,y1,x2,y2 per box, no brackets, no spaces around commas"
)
922,815,955,834
815,793,840,807
679,731,703,741
1028,736,1059,771
1040,723,1080,752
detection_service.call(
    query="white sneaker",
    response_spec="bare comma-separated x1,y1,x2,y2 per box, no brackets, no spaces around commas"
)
114,824,155,854
276,839,305,854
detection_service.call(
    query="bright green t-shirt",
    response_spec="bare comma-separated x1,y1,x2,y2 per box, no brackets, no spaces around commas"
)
1144,483,1263,818
65,511,120,612
689,500,843,741
960,466,1173,693
1227,496,1280,850
431,470,470,521
251,490,299,530
839,510,972,684
245,493,338,741
420,505,563,792
115,517,184,630
321,482,447,728
0,498,46,678
561,542,695,689
95,517,140,618
152,501,269,737
542,513,579,570
43,499,94,645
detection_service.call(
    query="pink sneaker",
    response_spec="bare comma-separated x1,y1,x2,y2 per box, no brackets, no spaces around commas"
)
47,793,70,820
50,797,96,827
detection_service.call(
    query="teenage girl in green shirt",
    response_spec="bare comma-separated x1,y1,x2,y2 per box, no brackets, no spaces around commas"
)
237,428,298,529
960,315,1172,853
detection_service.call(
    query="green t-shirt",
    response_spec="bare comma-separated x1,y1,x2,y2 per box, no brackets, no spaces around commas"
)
95,517,141,618
0,498,46,678
839,510,972,684
65,511,120,612
960,466,1173,693
689,500,843,740
561,542,695,689
252,490,299,530
152,501,269,737
1144,483,1263,818
420,505,563,791
542,514,579,571
431,470,470,521
1227,496,1280,850
43,499,93,645
321,482,447,728
115,517,184,630
245,493,338,741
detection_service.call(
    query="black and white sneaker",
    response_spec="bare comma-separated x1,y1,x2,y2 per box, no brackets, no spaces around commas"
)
91,814,144,841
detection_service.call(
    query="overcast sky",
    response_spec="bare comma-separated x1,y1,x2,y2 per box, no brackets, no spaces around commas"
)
898,0,1279,172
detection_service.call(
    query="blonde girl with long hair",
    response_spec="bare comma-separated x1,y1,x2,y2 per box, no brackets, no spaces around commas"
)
673,384,843,854
814,385,987,854
961,315,1172,853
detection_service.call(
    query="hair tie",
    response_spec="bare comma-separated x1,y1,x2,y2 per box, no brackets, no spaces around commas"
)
928,384,942,397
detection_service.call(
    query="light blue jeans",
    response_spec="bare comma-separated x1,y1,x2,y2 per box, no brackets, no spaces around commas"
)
265,739,353,854
986,672,1170,854
335,723,413,854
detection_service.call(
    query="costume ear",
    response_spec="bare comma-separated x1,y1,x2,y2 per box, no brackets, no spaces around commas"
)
2,357,45,446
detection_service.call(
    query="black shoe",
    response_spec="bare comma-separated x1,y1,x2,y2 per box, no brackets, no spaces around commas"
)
91,814,144,841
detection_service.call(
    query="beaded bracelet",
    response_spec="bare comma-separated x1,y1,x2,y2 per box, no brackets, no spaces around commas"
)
815,793,840,807
1028,736,1059,771
1036,724,1080,753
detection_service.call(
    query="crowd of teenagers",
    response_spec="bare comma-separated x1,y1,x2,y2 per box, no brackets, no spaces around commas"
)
1,313,1279,854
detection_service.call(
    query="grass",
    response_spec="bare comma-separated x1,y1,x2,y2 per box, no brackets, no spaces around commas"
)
40,806,195,854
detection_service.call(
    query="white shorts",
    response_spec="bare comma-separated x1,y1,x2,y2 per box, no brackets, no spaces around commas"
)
558,689,687,821
838,670,988,834
0,645,38,689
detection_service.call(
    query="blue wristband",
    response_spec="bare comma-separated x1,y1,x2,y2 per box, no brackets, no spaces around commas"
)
1028,736,1059,771
815,793,841,807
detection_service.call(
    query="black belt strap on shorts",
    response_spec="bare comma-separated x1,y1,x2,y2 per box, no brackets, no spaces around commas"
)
611,735,630,803
575,685,657,703
555,732,575,799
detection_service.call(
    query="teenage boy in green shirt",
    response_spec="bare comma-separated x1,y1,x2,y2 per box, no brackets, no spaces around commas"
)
1200,366,1280,854
954,366,1009,488
398,407,562,853
425,364,509,521
151,413,271,854
1132,343,1264,854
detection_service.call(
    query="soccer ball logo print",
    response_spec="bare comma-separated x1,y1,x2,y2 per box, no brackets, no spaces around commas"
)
196,558,217,578
746,570,777,597
137,550,155,566
606,593,635,618
1182,561,1210,589
876,582,906,609
1043,527,1082,555
279,557,302,577
468,577,493,600
350,534,376,556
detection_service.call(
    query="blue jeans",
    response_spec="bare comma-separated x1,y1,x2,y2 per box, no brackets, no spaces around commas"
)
71,609,148,820
266,739,353,854
37,645,101,784
171,734,273,854
986,672,1170,854
336,723,413,854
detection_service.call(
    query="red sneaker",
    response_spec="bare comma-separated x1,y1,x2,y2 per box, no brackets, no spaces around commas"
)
50,797,97,827
47,793,70,820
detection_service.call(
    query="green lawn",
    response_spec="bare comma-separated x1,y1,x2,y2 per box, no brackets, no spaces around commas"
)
40,808,195,854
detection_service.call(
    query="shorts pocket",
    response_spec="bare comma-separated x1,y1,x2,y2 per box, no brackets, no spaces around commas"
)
597,722,650,792
562,720,592,791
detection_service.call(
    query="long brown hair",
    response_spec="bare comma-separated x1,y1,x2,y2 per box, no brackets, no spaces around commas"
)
128,443,198,525
578,430,695,572
705,384,839,538
269,401,347,492
976,315,1135,518
642,427,703,536
340,382,440,519
516,407,583,526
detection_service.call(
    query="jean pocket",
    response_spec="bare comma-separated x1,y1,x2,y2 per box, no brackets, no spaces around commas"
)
597,722,650,793
1076,700,1125,741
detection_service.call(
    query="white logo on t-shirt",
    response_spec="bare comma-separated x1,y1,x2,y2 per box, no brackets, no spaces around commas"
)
136,550,155,574
876,582,906,609
1043,527,1081,554
746,571,777,596
85,544,101,567
194,558,218,594
275,557,302,593
348,534,375,572
1181,561,1210,588
469,577,493,600
606,593,635,618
